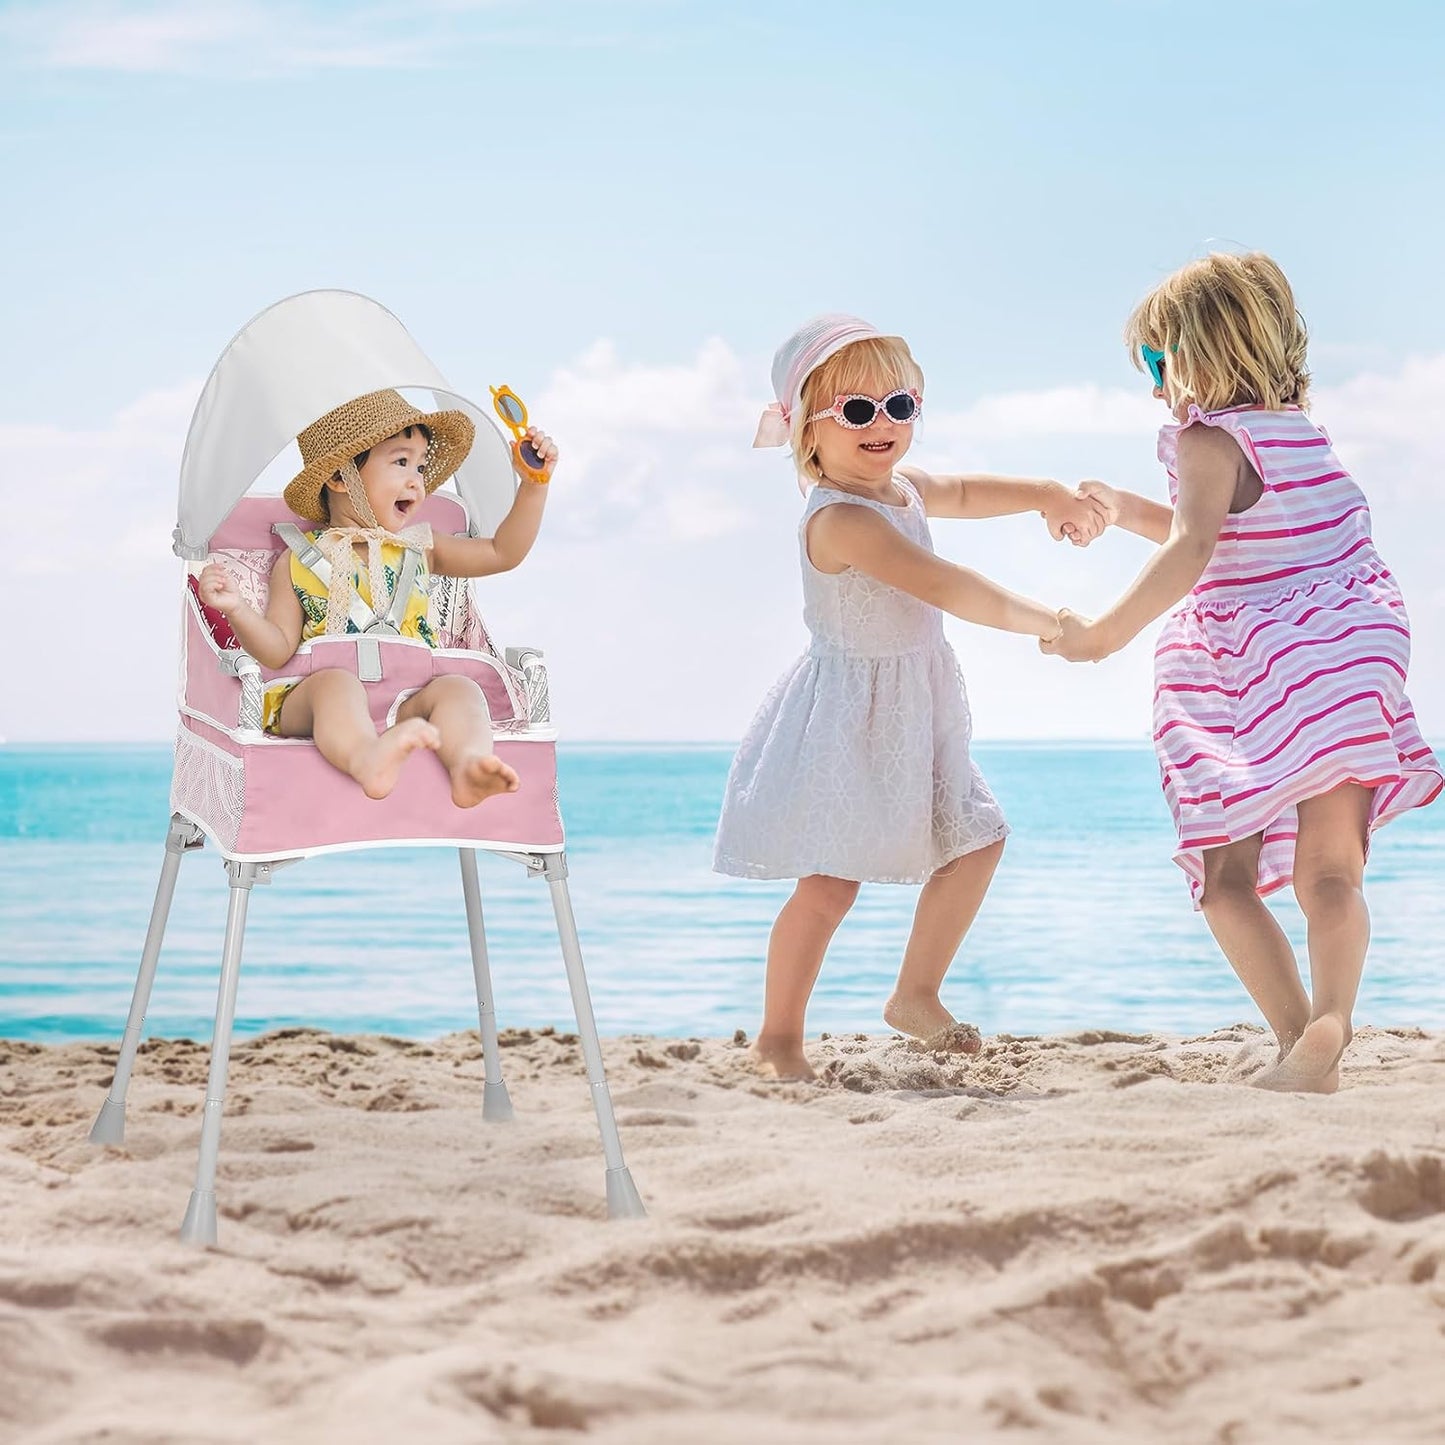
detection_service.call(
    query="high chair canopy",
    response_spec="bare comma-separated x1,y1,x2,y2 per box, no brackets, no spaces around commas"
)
174,289,519,558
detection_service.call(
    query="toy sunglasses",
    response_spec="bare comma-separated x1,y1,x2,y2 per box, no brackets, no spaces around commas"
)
490,385,550,483
807,387,923,429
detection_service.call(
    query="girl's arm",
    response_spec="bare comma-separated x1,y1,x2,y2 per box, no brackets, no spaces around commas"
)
808,504,1061,639
901,466,1106,543
1076,479,1174,545
429,427,556,579
197,552,304,669
1046,426,1242,662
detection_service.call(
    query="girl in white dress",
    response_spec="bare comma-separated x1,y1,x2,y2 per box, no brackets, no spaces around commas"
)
715,315,1105,1080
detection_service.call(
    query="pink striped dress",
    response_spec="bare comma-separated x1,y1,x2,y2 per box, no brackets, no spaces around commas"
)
1153,404,1442,904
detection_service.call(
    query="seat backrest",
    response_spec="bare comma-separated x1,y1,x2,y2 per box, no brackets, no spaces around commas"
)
198,492,500,656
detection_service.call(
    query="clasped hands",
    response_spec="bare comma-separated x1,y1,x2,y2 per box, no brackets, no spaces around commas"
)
1041,479,1118,664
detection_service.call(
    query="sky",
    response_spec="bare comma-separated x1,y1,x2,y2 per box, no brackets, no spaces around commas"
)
3,0,1443,743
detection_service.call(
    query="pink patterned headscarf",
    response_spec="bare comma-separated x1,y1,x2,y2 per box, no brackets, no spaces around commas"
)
752,313,891,448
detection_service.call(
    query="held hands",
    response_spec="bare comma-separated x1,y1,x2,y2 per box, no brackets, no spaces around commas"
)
197,562,243,616
1037,479,1124,659
1039,608,1108,663
1042,482,1108,547
1074,479,1122,528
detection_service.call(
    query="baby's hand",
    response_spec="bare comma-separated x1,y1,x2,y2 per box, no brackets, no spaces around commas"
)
1039,608,1102,663
1043,482,1108,548
197,562,242,615
520,426,559,483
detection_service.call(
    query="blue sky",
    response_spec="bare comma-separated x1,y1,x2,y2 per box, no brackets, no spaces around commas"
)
4,0,1443,741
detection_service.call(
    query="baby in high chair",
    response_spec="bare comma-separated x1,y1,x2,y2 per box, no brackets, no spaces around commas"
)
197,388,556,805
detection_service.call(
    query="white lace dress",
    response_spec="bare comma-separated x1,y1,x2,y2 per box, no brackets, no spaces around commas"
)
714,477,1009,884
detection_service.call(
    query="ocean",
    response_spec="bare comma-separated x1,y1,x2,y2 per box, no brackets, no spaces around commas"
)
2,743,1442,1043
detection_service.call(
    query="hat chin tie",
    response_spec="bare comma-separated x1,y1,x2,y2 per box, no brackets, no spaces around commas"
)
312,461,430,636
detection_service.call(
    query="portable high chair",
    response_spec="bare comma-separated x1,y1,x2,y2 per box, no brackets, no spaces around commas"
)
87,291,645,1243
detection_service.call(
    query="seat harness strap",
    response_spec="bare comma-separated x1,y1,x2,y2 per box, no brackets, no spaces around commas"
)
274,522,419,637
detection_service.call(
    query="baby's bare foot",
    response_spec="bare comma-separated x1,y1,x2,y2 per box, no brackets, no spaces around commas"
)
353,719,440,800
450,751,520,809
1252,1015,1348,1094
749,1037,816,1082
883,992,983,1055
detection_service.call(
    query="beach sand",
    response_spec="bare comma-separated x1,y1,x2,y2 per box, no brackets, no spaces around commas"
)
2,1025,1443,1444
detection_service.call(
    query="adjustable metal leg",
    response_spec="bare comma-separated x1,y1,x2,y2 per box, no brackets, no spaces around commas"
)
541,853,646,1220
89,815,203,1146
179,859,259,1247
459,848,513,1122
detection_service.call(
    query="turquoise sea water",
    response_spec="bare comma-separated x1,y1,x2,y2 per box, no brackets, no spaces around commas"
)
1,743,1442,1043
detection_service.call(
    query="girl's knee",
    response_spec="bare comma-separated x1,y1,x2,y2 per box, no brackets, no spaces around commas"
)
1200,836,1264,910
1200,866,1258,912
1293,866,1364,918
797,875,860,921
929,837,1004,885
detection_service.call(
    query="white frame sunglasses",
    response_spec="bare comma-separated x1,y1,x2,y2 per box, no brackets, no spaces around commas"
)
807,387,923,429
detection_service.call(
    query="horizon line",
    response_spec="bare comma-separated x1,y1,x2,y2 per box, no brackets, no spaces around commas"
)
0,735,1170,750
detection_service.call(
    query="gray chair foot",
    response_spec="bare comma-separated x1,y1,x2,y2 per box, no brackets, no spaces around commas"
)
179,1189,218,1247
605,1166,647,1220
88,1097,127,1146
482,1080,515,1122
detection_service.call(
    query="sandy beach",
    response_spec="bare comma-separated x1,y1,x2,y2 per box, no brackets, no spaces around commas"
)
2,1024,1443,1444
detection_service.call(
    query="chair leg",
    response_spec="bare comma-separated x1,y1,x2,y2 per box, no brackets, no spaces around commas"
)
540,853,646,1220
179,860,258,1247
89,816,203,1146
459,848,513,1122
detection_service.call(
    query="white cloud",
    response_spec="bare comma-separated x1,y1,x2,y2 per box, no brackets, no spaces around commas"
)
2,346,1441,746
51,6,253,70
532,336,766,542
6,380,195,580
0,0,627,75
1312,355,1445,476
0,1,454,74
927,383,1160,444
5,2,271,73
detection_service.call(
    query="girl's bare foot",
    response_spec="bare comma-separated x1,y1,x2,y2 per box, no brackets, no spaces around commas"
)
750,1036,816,1082
451,751,520,809
353,720,440,800
1252,1014,1349,1094
883,992,983,1055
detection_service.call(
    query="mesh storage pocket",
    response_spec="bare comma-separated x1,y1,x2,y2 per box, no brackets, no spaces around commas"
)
170,727,244,850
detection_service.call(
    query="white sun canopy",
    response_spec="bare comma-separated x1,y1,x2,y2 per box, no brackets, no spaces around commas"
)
174,289,517,559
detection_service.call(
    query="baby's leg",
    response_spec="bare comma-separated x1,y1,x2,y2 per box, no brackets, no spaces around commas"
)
1255,783,1373,1094
397,676,518,808
884,839,1003,1052
1200,834,1310,1060
755,874,861,1081
278,668,439,800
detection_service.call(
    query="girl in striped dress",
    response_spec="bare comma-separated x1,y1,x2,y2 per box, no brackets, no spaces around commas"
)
1045,252,1442,1093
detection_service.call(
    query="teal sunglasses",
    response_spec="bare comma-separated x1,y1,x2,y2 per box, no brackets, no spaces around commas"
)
1140,342,1177,388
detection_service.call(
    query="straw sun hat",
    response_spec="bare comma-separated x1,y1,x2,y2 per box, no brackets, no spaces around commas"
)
284,388,475,524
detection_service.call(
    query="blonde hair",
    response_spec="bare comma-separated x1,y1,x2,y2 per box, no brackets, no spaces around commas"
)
790,336,925,486
1124,251,1310,412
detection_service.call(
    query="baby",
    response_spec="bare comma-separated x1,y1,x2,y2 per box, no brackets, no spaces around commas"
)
199,388,556,805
